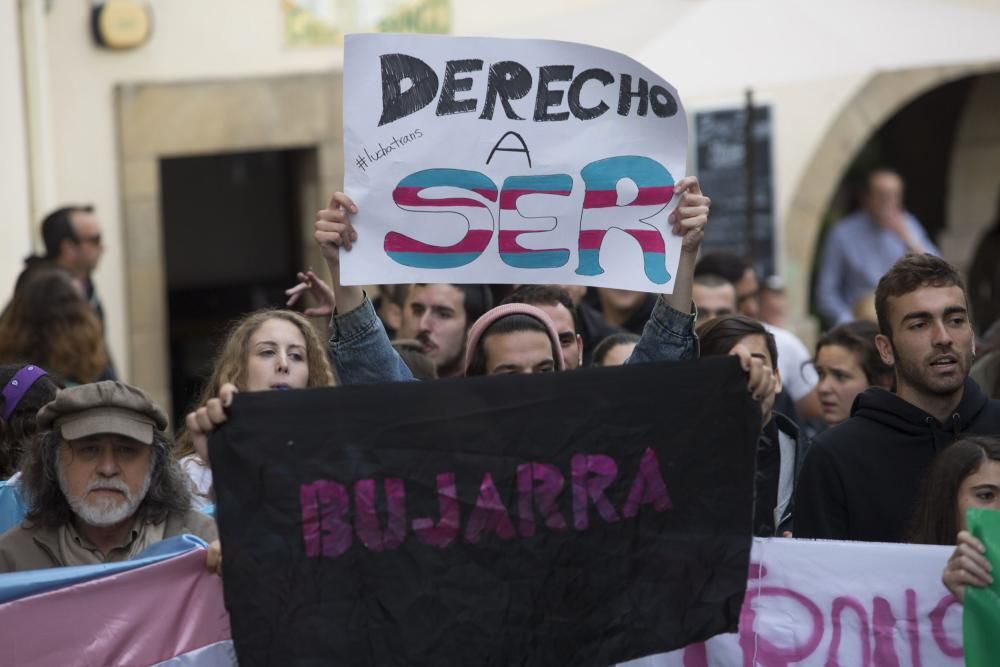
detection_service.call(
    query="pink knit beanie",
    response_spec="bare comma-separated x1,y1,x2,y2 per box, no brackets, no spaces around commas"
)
463,303,565,375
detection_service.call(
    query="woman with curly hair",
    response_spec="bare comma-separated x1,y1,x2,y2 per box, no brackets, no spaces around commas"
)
175,309,335,506
0,269,107,386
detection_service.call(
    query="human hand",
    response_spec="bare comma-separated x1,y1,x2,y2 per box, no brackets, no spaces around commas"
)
285,270,336,317
728,343,776,403
669,176,710,254
942,530,992,603
314,192,358,265
879,208,910,239
205,539,223,576
185,383,238,465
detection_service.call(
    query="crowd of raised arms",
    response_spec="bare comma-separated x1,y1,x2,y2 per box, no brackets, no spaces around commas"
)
1,168,999,610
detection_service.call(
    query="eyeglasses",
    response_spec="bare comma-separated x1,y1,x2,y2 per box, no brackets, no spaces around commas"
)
75,234,102,246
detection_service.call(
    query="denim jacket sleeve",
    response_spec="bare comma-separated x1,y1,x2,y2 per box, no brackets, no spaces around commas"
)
328,296,416,385
623,295,699,365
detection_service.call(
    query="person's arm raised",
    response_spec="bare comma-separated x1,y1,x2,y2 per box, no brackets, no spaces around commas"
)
315,192,364,315
185,383,239,466
624,176,708,365
661,176,709,313
316,192,416,384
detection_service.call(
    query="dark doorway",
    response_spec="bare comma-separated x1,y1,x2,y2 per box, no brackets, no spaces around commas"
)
809,77,976,326
160,148,315,425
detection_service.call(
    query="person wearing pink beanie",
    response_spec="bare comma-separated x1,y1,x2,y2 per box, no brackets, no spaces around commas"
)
462,303,565,376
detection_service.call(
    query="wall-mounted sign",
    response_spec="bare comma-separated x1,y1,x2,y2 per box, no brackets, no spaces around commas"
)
694,105,775,278
91,0,152,51
282,0,450,47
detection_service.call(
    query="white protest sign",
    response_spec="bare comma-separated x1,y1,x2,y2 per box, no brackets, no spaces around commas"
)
341,34,688,292
621,538,963,666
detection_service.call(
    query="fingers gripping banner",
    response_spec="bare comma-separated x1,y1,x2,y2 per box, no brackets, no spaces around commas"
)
341,34,689,292
209,358,758,665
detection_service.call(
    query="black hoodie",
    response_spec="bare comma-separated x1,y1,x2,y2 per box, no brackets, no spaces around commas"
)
795,377,1000,542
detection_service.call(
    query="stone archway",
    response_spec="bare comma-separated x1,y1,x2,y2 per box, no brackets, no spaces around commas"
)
116,72,343,419
782,62,1000,337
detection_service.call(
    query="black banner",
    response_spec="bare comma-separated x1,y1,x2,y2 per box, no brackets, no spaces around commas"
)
210,357,759,666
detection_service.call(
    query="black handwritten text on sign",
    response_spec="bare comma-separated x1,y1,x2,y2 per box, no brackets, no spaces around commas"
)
210,358,757,666
378,53,679,126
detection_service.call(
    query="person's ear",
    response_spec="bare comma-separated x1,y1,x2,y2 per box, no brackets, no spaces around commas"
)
773,367,783,395
575,334,584,366
59,237,77,261
875,333,895,366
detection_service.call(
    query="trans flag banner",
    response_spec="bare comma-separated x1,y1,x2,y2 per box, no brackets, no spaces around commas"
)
0,537,234,667
341,34,689,293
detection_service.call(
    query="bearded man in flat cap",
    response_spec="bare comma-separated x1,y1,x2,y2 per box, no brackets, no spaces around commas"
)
0,381,217,572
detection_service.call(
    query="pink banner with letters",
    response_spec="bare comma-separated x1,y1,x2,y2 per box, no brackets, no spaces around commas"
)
622,537,963,666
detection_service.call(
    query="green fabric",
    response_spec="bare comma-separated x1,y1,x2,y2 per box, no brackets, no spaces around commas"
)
963,508,1000,666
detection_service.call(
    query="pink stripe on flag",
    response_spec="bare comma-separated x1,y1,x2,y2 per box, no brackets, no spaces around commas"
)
0,548,230,666
582,186,674,209
384,229,493,255
393,187,497,208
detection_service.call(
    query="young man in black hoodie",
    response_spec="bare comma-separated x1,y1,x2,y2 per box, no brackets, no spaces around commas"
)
796,254,1000,542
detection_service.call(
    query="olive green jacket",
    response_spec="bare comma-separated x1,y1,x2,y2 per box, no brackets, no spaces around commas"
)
0,509,217,573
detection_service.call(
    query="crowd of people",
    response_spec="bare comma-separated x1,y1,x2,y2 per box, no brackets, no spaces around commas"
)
1,167,999,623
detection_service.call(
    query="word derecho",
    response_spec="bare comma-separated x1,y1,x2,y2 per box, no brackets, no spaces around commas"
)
378,53,680,126
300,447,672,557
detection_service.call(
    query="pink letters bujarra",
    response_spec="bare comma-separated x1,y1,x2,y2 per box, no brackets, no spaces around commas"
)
299,447,672,557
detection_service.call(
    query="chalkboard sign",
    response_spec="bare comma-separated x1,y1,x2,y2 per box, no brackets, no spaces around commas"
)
694,106,774,278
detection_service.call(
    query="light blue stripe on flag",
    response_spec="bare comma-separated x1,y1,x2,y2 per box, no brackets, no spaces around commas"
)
0,534,206,604
152,639,238,667
0,479,27,535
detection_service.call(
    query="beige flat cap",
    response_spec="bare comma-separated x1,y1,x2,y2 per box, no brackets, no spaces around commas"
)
36,380,168,445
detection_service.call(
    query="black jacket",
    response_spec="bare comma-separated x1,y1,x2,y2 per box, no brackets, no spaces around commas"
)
755,412,809,537
795,377,1000,542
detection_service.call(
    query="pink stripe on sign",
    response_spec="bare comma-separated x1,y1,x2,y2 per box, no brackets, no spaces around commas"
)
499,189,572,210
0,548,230,666
579,228,665,252
628,229,667,252
384,229,494,254
582,186,674,209
498,230,554,253
393,187,497,208
578,230,605,251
